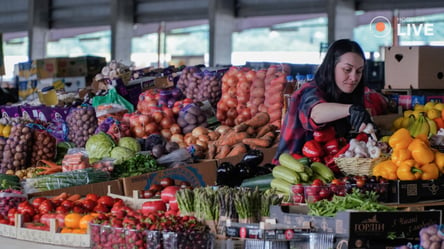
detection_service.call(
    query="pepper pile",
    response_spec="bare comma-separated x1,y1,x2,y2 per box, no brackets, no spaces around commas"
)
372,128,443,180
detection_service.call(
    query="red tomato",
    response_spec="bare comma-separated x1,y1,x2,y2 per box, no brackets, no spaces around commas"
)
7,208,17,225
40,213,56,226
141,200,166,215
85,193,99,202
81,199,97,212
60,200,74,210
97,196,115,208
159,177,175,188
160,186,180,203
17,201,36,216
55,206,68,214
168,199,179,211
23,222,49,231
38,200,54,214
149,184,163,192
311,179,324,186
143,190,156,199
93,203,109,213
55,213,66,227
31,197,47,209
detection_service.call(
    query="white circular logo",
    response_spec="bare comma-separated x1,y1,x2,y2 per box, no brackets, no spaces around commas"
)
370,16,392,38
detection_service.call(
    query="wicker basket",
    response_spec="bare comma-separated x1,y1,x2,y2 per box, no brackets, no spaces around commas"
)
334,155,389,176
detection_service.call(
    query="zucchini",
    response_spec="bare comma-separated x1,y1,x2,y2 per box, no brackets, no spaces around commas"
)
272,166,301,184
298,157,310,166
240,173,273,189
270,178,292,195
278,153,305,173
310,162,334,181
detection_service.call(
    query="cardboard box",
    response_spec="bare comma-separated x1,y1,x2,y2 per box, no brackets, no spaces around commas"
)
335,210,442,249
387,178,444,203
35,57,70,79
121,160,217,196
385,46,444,89
66,56,106,77
28,179,123,198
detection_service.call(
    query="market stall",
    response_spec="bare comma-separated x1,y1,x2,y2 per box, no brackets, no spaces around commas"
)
0,53,443,249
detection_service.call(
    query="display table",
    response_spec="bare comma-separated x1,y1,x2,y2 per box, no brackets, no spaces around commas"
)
0,235,82,249
386,200,444,212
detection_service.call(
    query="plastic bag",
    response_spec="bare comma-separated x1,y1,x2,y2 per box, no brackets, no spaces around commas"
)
156,148,192,166
92,87,134,113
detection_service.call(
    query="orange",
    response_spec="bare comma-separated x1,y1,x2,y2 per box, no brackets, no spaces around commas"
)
79,214,95,229
64,213,83,229
60,227,73,233
72,228,87,234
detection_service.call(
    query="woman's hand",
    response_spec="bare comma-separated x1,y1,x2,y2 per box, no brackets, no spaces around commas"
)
349,105,372,132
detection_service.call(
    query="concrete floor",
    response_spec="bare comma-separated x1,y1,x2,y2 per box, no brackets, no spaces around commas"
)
0,236,82,249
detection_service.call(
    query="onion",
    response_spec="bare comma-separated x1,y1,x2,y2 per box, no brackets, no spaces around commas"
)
138,114,151,124
152,112,164,124
170,134,184,143
144,123,159,135
160,129,172,141
169,124,182,134
160,118,173,129
192,126,208,137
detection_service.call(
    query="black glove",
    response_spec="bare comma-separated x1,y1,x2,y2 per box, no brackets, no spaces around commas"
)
349,105,372,132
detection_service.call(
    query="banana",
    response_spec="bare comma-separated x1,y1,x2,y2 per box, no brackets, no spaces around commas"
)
425,116,438,136
416,114,430,137
407,115,419,137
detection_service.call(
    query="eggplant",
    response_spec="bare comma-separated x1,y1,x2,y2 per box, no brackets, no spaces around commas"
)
240,149,264,167
216,162,238,187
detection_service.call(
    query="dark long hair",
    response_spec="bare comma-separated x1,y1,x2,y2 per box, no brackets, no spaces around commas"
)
314,39,366,105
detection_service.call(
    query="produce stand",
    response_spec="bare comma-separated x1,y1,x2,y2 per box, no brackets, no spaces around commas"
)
2,55,444,249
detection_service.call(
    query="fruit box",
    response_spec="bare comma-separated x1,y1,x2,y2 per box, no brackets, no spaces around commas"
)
334,210,442,249
384,46,444,89
121,160,217,196
386,178,444,203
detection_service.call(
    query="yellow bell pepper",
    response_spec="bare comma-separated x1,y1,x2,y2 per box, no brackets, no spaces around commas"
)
408,139,434,165
396,160,422,180
420,163,440,180
434,151,444,174
372,159,398,180
391,148,412,166
388,128,413,150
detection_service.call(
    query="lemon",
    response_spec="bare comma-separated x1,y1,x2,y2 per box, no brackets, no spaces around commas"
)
414,104,425,111
392,116,404,130
403,110,414,118
427,109,441,120
434,103,444,111
424,101,437,111
2,125,11,137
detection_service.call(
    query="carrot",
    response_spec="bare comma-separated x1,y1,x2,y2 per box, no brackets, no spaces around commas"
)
226,143,247,157
242,138,272,149
244,112,270,128
67,194,81,202
36,160,63,175
51,192,69,202
246,126,256,136
218,131,248,146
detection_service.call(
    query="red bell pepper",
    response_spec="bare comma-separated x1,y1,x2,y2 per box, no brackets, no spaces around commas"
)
290,153,305,160
302,140,324,158
324,138,339,155
313,126,336,143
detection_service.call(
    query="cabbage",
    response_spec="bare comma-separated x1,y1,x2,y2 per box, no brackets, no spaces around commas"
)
85,132,115,160
110,146,136,164
118,137,141,152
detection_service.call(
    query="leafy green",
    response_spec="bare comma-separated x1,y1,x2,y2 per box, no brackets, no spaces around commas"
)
111,153,164,178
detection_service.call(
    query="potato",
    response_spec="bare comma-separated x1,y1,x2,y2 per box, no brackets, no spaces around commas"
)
184,113,197,125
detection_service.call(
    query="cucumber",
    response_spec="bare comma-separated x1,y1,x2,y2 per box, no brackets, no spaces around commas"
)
310,162,335,181
298,157,310,166
240,173,273,189
272,166,301,184
278,153,305,173
270,178,292,195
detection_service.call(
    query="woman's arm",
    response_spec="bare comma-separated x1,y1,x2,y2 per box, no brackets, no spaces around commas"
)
310,102,352,124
